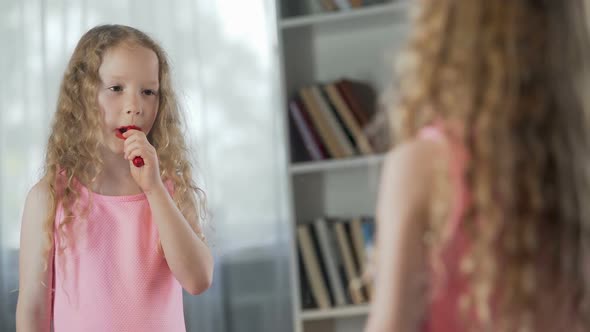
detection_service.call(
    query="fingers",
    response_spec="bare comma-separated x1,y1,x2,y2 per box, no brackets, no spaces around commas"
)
122,131,144,152
123,133,150,158
124,140,142,157
122,130,157,168
124,145,154,162
122,129,145,140
125,148,143,162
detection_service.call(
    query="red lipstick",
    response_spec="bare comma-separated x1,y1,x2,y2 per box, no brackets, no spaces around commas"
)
116,125,144,167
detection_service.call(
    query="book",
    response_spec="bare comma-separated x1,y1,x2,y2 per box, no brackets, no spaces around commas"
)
289,98,327,161
350,217,369,298
313,218,348,306
337,79,377,128
317,86,359,155
297,224,332,309
309,222,336,306
298,247,317,309
299,87,347,158
334,221,366,304
324,83,374,155
310,86,356,157
362,217,376,300
361,217,375,251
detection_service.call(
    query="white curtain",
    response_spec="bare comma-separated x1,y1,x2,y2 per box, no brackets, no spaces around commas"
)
0,0,293,331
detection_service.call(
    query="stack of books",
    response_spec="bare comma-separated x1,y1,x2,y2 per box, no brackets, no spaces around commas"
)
289,79,377,162
296,216,375,310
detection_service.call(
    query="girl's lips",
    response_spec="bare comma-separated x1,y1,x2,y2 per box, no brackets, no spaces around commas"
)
115,125,142,140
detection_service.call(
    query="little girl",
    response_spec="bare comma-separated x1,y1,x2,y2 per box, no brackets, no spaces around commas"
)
366,1,590,331
16,25,213,332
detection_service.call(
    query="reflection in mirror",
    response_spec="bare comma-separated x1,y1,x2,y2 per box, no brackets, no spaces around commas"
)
2,0,292,331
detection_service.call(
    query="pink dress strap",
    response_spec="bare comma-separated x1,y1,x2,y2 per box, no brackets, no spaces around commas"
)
418,124,469,237
417,124,473,332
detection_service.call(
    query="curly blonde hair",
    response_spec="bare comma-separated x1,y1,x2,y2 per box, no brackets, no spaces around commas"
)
392,1,590,331
43,25,205,259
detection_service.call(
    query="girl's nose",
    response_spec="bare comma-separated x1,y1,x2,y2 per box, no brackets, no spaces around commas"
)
125,92,142,115
126,109,141,115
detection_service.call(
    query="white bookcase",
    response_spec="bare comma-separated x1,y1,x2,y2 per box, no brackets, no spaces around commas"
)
274,1,410,332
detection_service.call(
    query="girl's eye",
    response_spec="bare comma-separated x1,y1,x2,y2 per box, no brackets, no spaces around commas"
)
108,85,123,92
143,89,158,96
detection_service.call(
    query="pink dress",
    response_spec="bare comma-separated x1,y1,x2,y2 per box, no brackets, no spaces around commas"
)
52,178,186,332
418,125,473,332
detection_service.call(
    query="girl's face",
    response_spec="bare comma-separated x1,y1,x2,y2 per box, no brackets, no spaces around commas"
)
97,43,160,155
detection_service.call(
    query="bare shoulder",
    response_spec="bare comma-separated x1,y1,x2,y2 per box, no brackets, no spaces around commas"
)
21,178,53,233
25,178,51,210
377,138,447,223
381,137,446,188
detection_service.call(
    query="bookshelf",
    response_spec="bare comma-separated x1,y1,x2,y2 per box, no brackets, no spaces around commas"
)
275,1,410,332
301,305,371,321
290,154,386,175
280,2,408,29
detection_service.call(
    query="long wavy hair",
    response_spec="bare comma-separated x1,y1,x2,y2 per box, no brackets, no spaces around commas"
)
391,1,590,331
43,25,205,260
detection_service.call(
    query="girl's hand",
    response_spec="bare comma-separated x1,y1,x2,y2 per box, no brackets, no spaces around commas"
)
122,129,162,192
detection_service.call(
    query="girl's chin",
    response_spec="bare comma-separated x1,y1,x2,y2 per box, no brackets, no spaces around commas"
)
101,142,124,155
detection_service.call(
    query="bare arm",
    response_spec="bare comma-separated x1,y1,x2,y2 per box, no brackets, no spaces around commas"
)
122,129,213,295
145,183,213,295
16,180,53,332
364,139,443,332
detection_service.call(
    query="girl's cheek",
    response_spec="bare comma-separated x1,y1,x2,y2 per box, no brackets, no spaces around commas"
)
98,97,119,117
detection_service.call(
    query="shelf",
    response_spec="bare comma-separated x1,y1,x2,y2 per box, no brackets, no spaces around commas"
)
290,154,386,175
280,1,409,30
301,304,370,321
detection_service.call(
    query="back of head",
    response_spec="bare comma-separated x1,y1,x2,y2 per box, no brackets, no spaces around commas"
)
393,1,590,330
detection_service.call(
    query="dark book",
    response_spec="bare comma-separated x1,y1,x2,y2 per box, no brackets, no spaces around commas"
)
309,222,335,306
334,219,366,304
327,219,353,304
318,84,359,155
323,83,374,155
361,216,376,300
337,79,377,128
289,97,328,161
309,86,356,157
